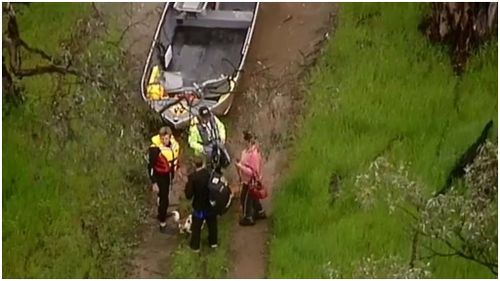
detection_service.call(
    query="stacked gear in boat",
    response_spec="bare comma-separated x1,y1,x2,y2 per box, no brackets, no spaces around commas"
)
146,64,197,119
147,65,166,100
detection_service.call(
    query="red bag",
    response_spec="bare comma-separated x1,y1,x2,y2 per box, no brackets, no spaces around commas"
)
240,160,268,200
248,174,268,200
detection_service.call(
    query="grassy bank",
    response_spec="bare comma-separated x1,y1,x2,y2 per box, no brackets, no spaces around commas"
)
3,4,153,277
268,3,497,278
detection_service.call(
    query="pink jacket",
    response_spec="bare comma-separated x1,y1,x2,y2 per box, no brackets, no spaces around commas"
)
235,144,262,184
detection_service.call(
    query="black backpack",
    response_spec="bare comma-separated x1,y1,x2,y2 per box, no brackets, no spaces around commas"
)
211,143,231,170
207,170,233,215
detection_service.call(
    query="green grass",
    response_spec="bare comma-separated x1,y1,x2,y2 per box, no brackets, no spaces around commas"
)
268,3,497,279
3,4,151,278
3,5,93,274
9,3,90,104
168,206,235,278
16,3,88,53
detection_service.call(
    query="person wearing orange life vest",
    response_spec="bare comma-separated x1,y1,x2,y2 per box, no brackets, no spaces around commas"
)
148,126,180,234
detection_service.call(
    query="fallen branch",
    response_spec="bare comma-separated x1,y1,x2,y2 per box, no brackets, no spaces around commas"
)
282,14,293,23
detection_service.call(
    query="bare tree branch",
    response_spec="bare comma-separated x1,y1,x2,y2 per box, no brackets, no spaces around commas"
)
409,230,419,268
115,19,148,46
91,2,103,20
18,39,54,62
106,7,155,48
418,227,498,276
395,203,420,221
2,2,116,90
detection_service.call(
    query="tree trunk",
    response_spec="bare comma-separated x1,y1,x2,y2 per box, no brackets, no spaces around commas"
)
2,56,24,107
419,2,498,74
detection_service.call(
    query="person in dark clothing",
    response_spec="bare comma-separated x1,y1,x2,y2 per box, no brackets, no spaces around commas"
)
185,156,218,252
148,126,180,234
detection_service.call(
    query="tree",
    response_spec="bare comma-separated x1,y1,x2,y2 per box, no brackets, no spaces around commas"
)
2,3,83,77
419,2,498,74
352,254,431,278
2,3,160,277
354,140,498,277
1,2,130,109
419,141,497,276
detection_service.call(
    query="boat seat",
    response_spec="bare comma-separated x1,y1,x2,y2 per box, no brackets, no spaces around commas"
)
218,3,255,12
162,71,184,91
176,10,253,29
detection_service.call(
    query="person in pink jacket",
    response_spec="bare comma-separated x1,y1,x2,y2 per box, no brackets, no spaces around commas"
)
235,131,266,226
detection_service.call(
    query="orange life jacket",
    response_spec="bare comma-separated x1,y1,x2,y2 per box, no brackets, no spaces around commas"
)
150,135,180,173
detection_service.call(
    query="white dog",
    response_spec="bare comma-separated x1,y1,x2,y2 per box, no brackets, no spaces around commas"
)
171,210,205,234
171,211,192,234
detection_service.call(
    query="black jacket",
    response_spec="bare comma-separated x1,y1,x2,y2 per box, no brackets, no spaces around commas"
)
185,168,212,211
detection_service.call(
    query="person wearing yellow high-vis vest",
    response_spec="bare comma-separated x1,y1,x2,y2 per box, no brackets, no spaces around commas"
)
148,126,180,234
188,106,230,170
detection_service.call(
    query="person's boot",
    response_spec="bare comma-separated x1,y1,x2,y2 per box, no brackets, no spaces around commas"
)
255,211,267,220
239,217,255,226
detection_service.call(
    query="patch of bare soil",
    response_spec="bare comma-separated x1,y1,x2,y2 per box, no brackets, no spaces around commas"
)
224,3,337,278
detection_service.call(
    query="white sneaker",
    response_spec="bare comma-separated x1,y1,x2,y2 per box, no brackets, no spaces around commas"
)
210,244,218,249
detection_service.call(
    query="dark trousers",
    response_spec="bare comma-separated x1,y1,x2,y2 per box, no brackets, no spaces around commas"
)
241,183,263,220
190,211,218,250
156,173,171,223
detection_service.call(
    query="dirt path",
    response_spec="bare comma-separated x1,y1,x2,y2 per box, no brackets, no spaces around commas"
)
99,2,336,278
225,3,337,278
94,3,185,278
113,4,196,277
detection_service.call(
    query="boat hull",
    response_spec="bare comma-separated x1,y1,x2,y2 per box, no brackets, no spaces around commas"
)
140,2,259,129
